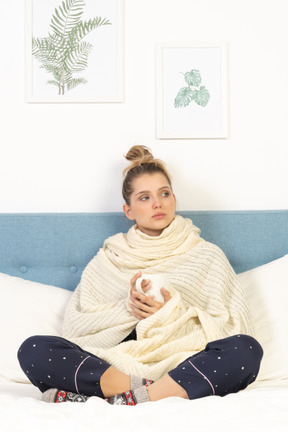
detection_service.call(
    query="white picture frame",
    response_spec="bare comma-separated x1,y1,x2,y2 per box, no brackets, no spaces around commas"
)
26,0,124,103
156,42,228,139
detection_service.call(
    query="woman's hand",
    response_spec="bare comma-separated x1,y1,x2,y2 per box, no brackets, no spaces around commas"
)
129,272,171,320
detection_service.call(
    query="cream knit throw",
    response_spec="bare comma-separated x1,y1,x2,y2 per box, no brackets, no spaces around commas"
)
63,215,253,380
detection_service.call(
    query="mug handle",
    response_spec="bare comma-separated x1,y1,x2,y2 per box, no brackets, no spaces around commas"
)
135,277,145,294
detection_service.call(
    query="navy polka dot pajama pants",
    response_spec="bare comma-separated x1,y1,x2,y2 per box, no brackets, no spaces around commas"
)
18,336,110,398
168,334,263,399
18,334,263,400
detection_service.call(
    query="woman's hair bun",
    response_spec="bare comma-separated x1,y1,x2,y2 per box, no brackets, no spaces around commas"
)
124,145,154,164
123,145,156,176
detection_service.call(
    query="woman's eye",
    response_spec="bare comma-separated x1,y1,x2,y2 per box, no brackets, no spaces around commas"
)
162,191,170,197
140,196,149,201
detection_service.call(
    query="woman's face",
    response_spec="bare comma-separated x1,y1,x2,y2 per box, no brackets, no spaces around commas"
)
123,172,176,236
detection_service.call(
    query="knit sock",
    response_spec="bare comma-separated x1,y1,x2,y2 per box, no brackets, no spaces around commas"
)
43,386,150,405
130,375,153,389
107,385,150,406
42,377,153,403
41,388,89,403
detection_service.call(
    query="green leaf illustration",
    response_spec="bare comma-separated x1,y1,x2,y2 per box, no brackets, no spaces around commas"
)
194,86,210,106
66,77,88,91
32,0,111,95
50,0,85,38
174,87,196,108
65,41,93,73
184,69,201,87
174,70,210,109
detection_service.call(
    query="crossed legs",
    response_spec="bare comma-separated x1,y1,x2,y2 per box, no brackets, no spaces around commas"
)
18,334,263,403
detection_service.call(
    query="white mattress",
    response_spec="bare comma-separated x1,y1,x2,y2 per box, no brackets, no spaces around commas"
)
1,380,287,432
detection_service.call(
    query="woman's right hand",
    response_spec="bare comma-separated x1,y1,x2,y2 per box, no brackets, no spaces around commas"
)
129,271,151,296
129,272,171,320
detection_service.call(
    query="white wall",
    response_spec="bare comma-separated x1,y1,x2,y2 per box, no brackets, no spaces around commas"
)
1,0,288,212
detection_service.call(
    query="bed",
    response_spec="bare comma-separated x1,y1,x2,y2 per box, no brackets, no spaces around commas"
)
0,211,287,431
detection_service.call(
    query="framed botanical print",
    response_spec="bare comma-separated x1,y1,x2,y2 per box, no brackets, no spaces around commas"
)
26,0,124,103
156,43,228,139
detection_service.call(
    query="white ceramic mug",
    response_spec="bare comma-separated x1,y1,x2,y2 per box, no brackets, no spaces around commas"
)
135,273,170,303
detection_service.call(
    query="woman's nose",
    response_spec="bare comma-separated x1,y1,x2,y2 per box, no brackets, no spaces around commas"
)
152,198,161,208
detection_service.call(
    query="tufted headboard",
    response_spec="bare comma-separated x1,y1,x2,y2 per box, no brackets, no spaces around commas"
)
0,210,288,291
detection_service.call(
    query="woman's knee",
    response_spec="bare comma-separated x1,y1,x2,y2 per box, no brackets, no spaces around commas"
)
206,334,263,376
18,335,48,369
17,335,66,370
234,334,263,366
225,334,263,382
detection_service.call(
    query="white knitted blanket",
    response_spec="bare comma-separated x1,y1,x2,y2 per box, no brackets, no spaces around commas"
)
63,216,253,380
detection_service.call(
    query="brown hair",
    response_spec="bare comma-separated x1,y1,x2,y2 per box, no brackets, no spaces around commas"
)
122,145,172,205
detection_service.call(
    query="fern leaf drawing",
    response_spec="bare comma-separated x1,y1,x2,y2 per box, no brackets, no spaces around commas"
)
32,0,111,95
174,69,210,109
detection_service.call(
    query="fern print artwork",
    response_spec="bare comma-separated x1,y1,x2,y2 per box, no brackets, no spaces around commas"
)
32,0,111,95
174,69,210,109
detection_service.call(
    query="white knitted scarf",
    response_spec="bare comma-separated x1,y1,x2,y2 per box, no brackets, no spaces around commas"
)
63,216,253,380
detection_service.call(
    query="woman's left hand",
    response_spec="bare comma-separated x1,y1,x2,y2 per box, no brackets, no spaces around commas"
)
129,287,171,320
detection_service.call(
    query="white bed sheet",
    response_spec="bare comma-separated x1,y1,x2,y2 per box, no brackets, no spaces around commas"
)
1,380,287,432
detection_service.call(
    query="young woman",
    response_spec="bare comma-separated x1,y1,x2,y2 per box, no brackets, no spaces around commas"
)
18,146,263,405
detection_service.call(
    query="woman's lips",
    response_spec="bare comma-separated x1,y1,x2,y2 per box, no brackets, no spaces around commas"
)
152,213,166,219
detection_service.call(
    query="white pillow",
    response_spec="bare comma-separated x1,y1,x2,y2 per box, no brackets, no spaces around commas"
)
0,273,71,383
238,254,288,382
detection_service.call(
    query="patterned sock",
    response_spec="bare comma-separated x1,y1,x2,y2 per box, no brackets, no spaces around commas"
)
130,375,154,389
42,377,154,404
41,388,89,403
107,385,150,406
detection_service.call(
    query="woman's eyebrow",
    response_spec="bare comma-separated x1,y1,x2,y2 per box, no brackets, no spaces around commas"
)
135,190,150,196
135,186,171,197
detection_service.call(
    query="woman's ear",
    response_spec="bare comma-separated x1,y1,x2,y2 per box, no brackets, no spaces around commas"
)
173,193,177,211
123,204,135,221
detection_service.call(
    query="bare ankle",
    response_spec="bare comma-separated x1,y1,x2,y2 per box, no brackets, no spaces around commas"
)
100,366,130,398
147,375,189,401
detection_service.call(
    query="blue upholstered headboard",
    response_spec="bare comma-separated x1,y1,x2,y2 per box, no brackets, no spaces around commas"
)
0,211,287,291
